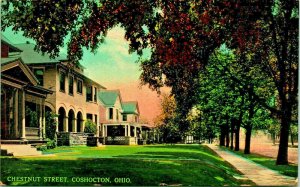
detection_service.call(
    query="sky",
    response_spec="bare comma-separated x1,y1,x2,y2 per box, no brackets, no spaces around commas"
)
3,27,169,124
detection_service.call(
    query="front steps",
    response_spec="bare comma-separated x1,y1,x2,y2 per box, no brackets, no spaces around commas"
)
1,144,42,156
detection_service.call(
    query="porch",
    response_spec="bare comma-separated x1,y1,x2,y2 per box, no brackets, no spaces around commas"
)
101,123,146,145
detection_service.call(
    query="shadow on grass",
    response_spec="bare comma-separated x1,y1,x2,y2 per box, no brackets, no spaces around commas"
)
1,157,254,186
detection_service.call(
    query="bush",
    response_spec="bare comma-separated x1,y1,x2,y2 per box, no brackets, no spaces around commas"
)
46,139,56,149
84,120,97,134
36,145,47,151
46,111,58,140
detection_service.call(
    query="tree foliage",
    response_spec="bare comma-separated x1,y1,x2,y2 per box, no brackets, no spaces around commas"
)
2,0,298,164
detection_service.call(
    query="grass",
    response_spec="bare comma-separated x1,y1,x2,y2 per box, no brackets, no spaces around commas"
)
1,144,255,186
222,147,298,177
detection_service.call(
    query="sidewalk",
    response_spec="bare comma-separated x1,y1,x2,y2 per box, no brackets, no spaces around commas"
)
206,144,297,186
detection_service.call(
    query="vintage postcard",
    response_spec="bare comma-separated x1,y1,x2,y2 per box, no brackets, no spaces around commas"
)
0,0,298,186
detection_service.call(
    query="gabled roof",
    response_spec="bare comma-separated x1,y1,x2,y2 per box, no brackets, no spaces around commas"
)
1,34,22,52
1,57,38,85
98,90,122,107
14,43,67,64
122,101,139,115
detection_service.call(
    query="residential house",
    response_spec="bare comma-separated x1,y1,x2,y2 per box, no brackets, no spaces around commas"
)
1,36,53,143
3,37,106,139
99,90,150,145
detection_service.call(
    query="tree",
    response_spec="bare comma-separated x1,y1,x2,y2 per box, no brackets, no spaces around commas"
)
2,0,297,164
154,93,182,143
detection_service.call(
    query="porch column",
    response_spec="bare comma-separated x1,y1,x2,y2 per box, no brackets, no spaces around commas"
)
64,116,68,132
73,118,77,132
55,118,59,132
39,102,43,140
14,89,19,138
96,122,99,137
124,125,127,136
127,125,130,137
101,123,105,137
42,100,46,139
82,119,86,132
134,126,137,137
21,90,26,140
105,124,108,137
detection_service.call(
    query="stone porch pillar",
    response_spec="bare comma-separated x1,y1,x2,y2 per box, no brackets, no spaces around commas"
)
73,118,77,132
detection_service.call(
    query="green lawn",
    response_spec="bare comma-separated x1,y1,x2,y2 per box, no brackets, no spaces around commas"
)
222,147,298,177
1,144,255,186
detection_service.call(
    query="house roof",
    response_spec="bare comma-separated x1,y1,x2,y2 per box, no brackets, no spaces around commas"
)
14,43,68,64
98,90,122,107
122,101,139,115
1,34,22,52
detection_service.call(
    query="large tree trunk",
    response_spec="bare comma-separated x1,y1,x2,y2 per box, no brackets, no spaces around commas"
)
244,90,254,154
230,118,234,150
234,122,240,151
290,134,294,147
276,102,292,165
225,116,230,147
225,129,230,147
244,125,252,154
220,125,226,146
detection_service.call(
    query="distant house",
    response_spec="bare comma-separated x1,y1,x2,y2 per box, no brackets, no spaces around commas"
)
99,90,150,145
1,36,52,142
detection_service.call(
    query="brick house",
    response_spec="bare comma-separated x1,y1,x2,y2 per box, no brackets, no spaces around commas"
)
11,40,106,137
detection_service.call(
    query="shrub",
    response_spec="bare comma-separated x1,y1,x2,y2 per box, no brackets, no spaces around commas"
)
45,111,58,140
46,139,56,149
84,120,97,134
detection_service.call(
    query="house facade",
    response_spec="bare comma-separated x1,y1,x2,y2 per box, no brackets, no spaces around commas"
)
1,36,52,142
13,42,106,137
99,90,149,145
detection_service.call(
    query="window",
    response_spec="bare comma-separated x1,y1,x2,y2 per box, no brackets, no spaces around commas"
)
33,69,44,86
116,109,119,120
69,76,74,95
86,85,92,101
94,87,97,102
135,116,138,122
77,79,83,94
123,114,127,121
59,71,66,91
109,108,113,120
94,115,97,124
87,113,93,120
